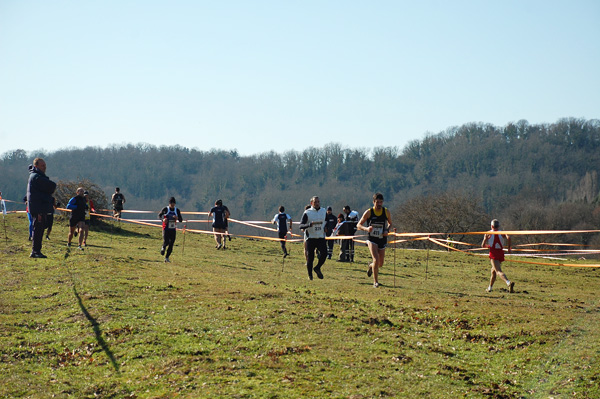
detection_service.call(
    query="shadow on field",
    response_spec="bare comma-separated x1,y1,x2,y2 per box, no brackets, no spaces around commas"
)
138,258,165,263
67,265,120,373
218,263,257,271
82,244,112,249
104,222,154,239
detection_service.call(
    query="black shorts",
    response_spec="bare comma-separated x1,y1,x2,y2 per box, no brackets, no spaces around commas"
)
70,217,84,228
367,236,387,249
163,228,176,241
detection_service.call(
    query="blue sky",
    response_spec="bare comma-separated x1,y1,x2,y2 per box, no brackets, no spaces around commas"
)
1,1,599,156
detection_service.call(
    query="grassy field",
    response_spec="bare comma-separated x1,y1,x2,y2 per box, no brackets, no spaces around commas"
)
1,213,599,398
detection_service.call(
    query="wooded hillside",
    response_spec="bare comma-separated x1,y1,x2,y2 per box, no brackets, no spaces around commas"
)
2,118,599,233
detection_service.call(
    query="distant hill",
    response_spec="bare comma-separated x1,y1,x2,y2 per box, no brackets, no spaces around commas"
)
2,117,599,227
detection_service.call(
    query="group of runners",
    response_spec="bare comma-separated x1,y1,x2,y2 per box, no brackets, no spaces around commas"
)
272,193,514,291
291,193,393,287
24,157,515,292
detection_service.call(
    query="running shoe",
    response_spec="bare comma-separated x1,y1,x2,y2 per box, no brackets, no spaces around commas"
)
373,282,379,288
367,265,373,277
29,252,47,259
160,247,165,255
313,266,324,279
509,282,515,293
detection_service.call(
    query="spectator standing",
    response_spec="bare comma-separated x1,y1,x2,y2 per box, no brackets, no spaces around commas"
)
324,206,337,259
23,195,33,241
343,205,359,262
26,158,56,258
333,213,351,262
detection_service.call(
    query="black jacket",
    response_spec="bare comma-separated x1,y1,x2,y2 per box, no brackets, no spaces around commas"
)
26,166,56,215
324,213,337,236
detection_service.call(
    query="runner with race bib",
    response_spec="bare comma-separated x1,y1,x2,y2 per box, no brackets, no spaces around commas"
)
158,197,183,263
357,193,393,288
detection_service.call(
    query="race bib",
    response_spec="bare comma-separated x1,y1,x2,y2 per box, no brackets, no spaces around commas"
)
313,221,323,232
371,223,384,238
168,220,176,229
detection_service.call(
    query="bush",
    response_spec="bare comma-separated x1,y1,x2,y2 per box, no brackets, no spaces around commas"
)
394,191,489,248
54,179,109,219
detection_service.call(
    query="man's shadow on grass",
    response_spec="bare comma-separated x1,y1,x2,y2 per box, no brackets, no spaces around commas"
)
67,265,119,372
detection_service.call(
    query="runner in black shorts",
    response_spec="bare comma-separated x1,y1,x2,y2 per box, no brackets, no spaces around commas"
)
66,188,87,249
111,187,126,218
158,197,183,263
272,206,293,257
357,193,393,288
209,199,230,249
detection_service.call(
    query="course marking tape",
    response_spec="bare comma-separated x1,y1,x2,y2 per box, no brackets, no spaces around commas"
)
427,236,600,268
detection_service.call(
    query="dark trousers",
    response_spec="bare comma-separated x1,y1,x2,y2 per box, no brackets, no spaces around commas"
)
46,213,54,234
306,238,327,273
339,238,350,261
162,229,176,258
348,239,355,261
326,234,334,257
278,231,288,254
31,213,46,254
28,213,34,239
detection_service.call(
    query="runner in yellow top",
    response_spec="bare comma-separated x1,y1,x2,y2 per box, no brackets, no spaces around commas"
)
357,193,392,288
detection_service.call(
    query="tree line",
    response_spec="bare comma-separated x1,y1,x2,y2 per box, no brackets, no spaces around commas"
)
1,118,599,245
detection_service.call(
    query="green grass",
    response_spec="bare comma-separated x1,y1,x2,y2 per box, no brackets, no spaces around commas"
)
1,214,599,398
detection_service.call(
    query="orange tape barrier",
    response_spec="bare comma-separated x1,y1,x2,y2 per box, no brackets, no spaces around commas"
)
427,237,600,268
434,229,600,236
6,201,599,267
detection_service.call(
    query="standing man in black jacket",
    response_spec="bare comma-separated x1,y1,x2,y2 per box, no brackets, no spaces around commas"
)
324,206,337,259
26,158,56,258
